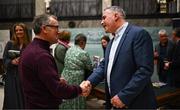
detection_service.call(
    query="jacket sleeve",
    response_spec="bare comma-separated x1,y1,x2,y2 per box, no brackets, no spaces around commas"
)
37,53,82,99
87,58,105,86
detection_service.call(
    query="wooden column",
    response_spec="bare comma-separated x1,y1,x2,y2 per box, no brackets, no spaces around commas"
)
102,0,112,10
35,0,46,15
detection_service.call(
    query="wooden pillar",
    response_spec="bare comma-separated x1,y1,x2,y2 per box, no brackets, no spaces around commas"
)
177,0,180,13
102,0,112,10
35,0,46,15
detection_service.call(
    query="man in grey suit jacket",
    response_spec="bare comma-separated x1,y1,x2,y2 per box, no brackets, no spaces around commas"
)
81,6,157,109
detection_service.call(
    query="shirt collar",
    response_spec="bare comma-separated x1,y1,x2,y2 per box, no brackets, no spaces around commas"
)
113,22,128,39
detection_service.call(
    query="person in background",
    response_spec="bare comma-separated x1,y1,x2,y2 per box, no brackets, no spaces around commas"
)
3,23,31,109
171,28,180,88
54,30,71,76
92,35,110,70
154,29,174,85
101,35,110,57
81,6,157,109
60,33,93,109
19,14,88,109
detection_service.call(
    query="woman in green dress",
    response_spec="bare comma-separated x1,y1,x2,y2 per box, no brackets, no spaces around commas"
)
60,33,93,109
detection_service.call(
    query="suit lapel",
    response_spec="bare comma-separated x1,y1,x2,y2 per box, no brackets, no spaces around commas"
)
105,39,114,60
157,44,160,54
104,25,131,75
112,24,131,66
104,38,114,75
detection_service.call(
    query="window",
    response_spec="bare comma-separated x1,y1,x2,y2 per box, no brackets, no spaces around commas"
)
0,0,35,22
49,0,102,20
112,0,180,18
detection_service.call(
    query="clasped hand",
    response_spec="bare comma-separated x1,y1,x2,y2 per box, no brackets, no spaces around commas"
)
12,57,20,65
80,80,92,97
111,95,126,108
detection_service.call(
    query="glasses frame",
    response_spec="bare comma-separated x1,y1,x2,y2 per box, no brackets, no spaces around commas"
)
45,24,59,28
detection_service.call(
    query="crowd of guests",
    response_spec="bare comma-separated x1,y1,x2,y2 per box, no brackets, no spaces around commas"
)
154,28,180,88
1,5,180,109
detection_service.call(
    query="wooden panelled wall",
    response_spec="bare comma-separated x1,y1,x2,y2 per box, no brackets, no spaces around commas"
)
49,0,102,20
112,0,179,18
0,0,179,21
0,0,35,21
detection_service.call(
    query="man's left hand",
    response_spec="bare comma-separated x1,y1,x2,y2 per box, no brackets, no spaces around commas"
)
111,95,126,108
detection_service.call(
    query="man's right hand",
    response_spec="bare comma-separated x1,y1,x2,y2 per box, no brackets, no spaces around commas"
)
80,80,92,97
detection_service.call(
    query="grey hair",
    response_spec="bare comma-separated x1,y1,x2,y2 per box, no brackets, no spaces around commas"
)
104,6,126,18
33,14,57,35
74,33,87,45
158,29,167,35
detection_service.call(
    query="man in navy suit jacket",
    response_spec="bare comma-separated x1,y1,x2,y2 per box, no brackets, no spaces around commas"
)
82,6,157,109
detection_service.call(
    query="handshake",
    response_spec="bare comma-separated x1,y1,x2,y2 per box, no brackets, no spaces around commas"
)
79,80,92,97
79,80,126,108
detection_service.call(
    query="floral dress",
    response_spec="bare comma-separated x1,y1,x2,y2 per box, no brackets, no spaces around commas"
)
60,45,93,109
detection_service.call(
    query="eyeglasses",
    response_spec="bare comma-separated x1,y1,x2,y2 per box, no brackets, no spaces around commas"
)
45,24,59,30
45,24,59,31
